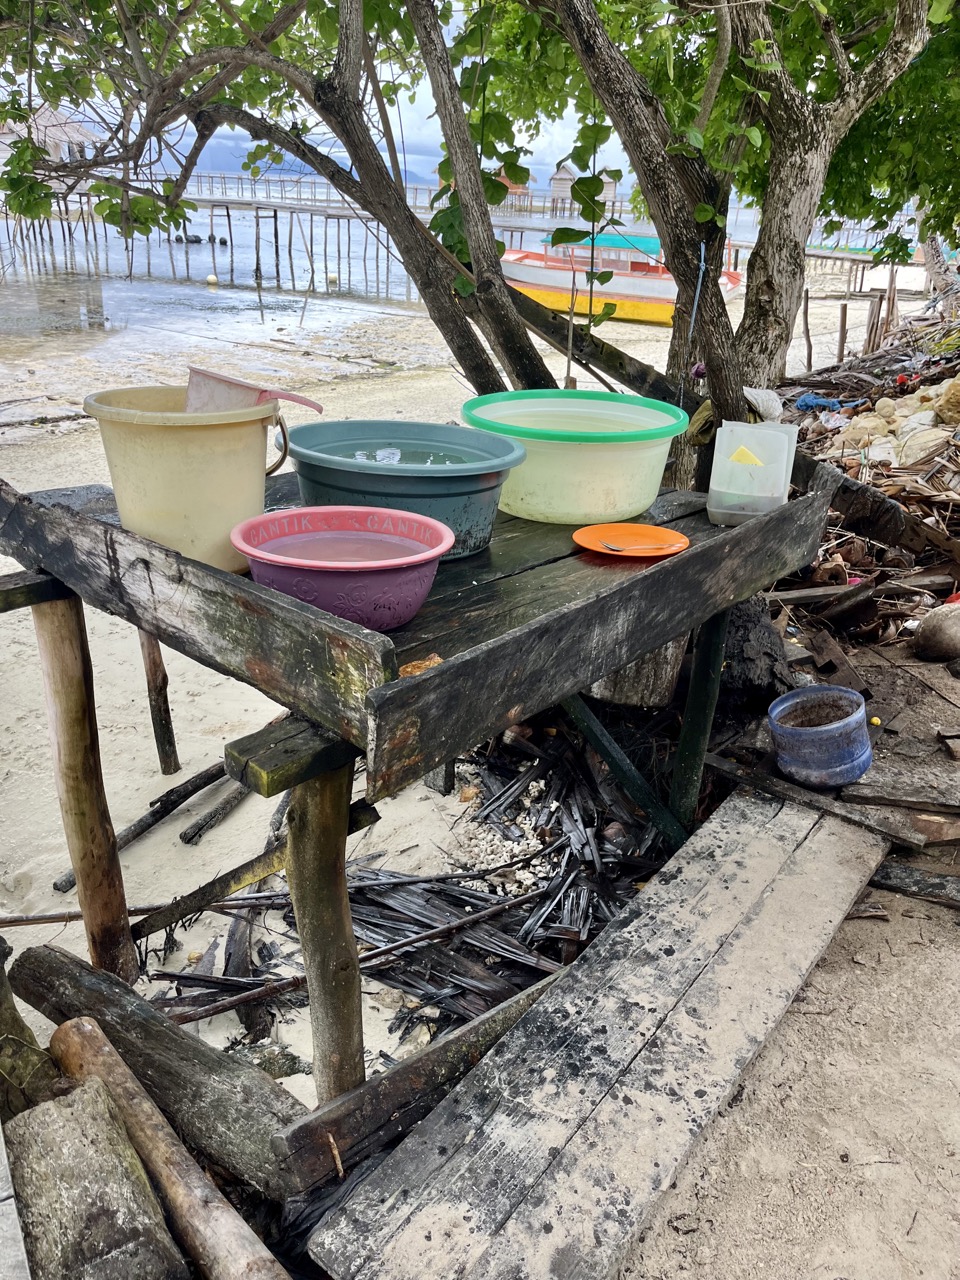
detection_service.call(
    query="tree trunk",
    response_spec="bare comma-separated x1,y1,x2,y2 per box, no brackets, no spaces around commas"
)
735,134,831,385
406,0,555,390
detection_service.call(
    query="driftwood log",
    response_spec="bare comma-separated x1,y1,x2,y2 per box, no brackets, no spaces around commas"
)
51,1018,290,1280
9,945,307,1201
0,936,59,1123
4,1075,189,1280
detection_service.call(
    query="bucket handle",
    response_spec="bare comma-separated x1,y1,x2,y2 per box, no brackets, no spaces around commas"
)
267,413,290,476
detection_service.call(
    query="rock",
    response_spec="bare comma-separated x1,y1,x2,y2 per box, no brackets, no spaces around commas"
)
914,604,960,662
897,409,937,437
875,397,897,419
937,379,960,426
893,395,922,417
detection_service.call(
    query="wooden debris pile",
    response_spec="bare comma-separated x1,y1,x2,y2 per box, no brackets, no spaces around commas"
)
148,719,669,1052
782,315,960,538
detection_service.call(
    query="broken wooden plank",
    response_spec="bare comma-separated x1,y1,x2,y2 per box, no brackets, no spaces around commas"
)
841,754,960,814
0,568,73,613
274,973,561,1196
870,858,960,909
451,814,887,1280
0,480,396,745
9,945,307,1202
225,716,361,797
366,482,836,798
308,789,829,1277
807,630,871,697
704,754,928,850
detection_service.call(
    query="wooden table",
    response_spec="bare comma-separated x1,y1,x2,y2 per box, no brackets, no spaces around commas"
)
0,466,837,1103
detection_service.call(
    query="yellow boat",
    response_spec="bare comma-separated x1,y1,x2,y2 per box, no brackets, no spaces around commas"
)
501,233,742,326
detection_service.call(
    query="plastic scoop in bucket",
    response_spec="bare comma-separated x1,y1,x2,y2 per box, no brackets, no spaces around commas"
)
185,366,324,416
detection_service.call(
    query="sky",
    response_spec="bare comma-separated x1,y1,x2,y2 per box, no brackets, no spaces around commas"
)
180,91,632,189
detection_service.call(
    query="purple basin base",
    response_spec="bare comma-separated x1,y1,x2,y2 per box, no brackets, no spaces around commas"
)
249,557,439,631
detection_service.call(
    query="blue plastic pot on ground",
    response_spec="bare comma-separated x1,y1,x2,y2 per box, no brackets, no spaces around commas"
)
768,686,872,788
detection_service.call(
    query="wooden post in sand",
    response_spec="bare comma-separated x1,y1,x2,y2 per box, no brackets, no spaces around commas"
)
31,595,138,982
138,631,181,775
286,766,365,1104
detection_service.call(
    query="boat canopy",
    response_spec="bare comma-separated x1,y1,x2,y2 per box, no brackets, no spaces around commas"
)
542,232,662,258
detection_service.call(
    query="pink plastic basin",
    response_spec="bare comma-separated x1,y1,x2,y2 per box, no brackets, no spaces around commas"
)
230,506,454,631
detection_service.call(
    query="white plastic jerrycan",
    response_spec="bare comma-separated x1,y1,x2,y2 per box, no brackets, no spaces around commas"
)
707,420,799,526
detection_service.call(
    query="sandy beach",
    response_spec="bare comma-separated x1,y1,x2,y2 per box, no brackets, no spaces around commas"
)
1,266,957,1277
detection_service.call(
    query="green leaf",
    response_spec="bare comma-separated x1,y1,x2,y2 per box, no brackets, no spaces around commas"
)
744,126,762,148
592,301,617,326
586,269,614,285
551,227,591,246
694,203,715,222
603,167,623,182
685,126,704,150
929,0,954,23
453,275,476,297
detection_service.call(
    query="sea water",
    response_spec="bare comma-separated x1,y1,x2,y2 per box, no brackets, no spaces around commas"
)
264,529,423,562
320,443,473,466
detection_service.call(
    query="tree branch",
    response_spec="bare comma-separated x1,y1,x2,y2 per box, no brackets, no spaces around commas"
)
694,2,731,133
406,0,554,388
831,0,928,137
818,14,853,95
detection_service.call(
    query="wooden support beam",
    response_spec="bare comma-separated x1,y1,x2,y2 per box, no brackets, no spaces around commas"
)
225,716,361,797
561,695,687,850
138,631,181,775
31,596,138,983
274,973,560,1195
0,568,73,613
287,767,365,1105
670,610,731,827
9,945,307,1202
0,479,396,745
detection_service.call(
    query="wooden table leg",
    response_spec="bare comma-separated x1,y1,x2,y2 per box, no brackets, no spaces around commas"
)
669,609,731,828
31,595,139,983
286,765,364,1104
138,630,181,776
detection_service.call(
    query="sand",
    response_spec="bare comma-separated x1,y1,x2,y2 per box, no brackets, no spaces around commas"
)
1,270,957,1275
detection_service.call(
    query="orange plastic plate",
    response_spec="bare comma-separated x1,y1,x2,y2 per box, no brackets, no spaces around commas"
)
572,522,691,558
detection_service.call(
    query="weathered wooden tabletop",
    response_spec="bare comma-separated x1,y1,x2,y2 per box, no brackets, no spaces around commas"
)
0,467,836,799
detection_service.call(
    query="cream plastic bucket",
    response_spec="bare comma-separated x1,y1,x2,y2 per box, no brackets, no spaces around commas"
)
84,385,282,572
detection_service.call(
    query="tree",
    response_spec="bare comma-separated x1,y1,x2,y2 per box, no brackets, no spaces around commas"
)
0,0,944,456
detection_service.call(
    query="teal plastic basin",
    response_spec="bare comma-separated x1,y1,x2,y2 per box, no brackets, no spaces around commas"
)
284,420,526,558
